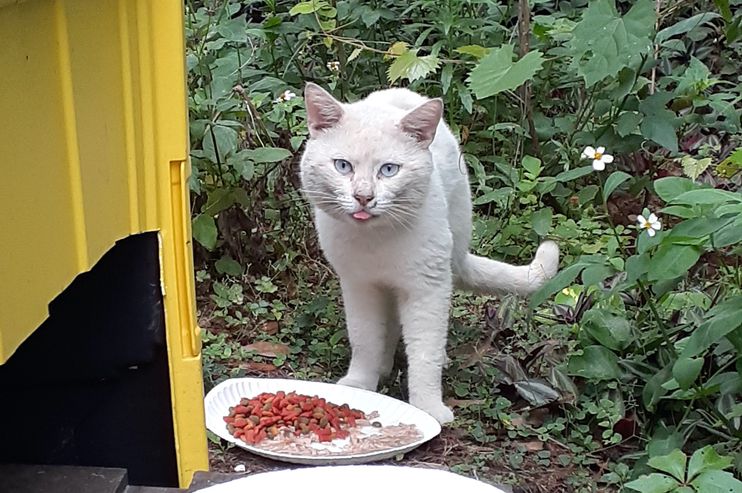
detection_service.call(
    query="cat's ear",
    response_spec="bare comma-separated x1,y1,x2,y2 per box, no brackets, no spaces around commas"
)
304,83,344,137
399,98,443,147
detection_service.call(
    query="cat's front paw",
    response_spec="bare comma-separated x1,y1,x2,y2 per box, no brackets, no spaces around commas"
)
412,399,455,425
527,240,560,290
337,374,377,391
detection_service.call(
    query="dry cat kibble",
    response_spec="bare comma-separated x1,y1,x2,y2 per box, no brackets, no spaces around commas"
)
223,391,422,455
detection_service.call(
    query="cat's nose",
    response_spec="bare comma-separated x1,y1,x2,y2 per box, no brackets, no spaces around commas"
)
353,193,375,206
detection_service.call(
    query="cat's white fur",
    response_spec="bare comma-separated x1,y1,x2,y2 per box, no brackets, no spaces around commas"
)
299,83,559,423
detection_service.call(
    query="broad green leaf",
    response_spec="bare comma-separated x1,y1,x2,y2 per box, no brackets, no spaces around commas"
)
648,449,687,482
672,357,704,390
581,264,613,287
247,146,292,163
648,427,685,458
581,308,633,351
603,171,632,200
688,446,733,481
192,214,218,250
648,244,701,281
690,470,742,493
215,255,243,276
714,218,742,247
681,155,712,181
555,166,594,182
681,296,742,358
568,345,621,381
388,50,441,83
657,12,721,43
522,155,542,176
616,111,642,137
660,205,696,219
625,473,679,493
676,57,719,97
455,44,490,59
467,45,544,99
290,1,328,15
571,0,655,86
203,125,239,163
529,262,587,308
531,208,552,236
669,217,734,240
671,189,742,206
625,253,650,283
640,92,679,153
654,177,696,202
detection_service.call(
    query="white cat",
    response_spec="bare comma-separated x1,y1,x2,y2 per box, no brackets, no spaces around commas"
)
299,83,559,424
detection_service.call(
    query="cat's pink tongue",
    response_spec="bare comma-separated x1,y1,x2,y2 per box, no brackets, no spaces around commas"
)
352,211,372,221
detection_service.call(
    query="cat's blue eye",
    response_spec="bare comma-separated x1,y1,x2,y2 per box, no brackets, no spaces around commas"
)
379,163,400,177
334,159,353,175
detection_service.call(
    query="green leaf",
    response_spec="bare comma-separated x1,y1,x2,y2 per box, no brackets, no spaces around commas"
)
681,296,742,359
472,188,513,207
625,473,679,493
192,214,218,250
441,63,454,94
246,146,292,163
626,253,650,283
290,1,328,15
529,262,587,308
455,44,490,59
581,264,613,287
603,171,632,200
513,379,561,407
215,255,243,276
669,217,734,240
690,470,742,493
467,45,544,99
616,111,642,137
681,155,712,181
522,155,542,176
688,446,734,481
581,309,633,351
714,218,742,247
388,50,441,83
671,189,742,206
347,47,362,62
648,449,687,482
640,92,679,153
648,244,701,281
203,125,239,163
570,0,655,86
672,357,704,390
555,166,594,182
656,12,721,43
643,364,672,411
531,208,552,236
568,345,621,381
654,177,696,202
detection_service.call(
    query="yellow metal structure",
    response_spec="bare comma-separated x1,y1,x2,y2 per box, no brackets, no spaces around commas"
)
0,0,208,486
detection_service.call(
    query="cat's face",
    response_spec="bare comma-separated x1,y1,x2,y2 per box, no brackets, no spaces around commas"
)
299,84,442,228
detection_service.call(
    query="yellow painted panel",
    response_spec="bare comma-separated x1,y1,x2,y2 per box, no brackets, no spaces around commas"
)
0,0,208,485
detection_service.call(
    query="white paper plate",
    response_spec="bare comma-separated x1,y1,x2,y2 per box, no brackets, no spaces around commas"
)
204,377,441,465
194,465,505,493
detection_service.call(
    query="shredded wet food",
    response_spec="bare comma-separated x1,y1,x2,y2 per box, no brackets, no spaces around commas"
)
223,391,422,455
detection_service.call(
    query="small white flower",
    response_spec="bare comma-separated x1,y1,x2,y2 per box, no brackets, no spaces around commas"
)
234,464,246,473
274,90,297,103
582,146,614,171
327,60,341,72
637,212,662,237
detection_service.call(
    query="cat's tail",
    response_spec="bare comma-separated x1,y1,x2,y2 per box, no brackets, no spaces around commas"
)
454,241,560,296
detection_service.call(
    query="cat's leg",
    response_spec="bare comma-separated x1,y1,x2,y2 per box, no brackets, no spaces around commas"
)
379,306,401,378
399,281,455,424
336,281,387,391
